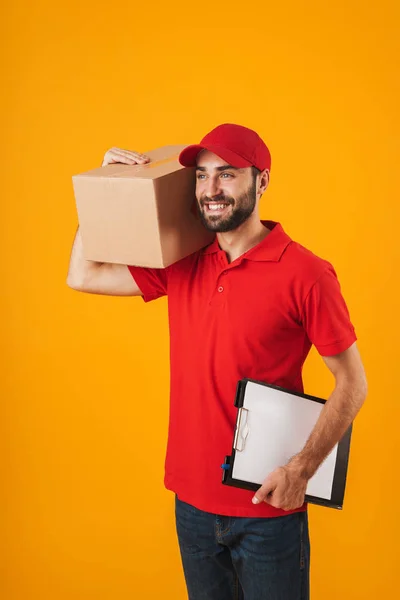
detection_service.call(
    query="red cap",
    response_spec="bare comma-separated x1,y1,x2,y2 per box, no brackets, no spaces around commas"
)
179,123,271,172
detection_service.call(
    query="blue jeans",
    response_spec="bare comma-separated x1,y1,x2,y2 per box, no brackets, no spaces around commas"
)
175,496,310,600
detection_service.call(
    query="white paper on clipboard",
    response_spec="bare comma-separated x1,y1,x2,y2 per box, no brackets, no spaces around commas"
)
231,381,338,500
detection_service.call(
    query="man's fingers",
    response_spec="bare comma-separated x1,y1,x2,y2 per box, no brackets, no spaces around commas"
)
251,466,308,510
102,147,151,167
101,151,131,166
108,150,147,164
111,148,150,162
252,479,275,505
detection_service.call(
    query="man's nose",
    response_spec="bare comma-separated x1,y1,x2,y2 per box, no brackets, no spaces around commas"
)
205,178,223,199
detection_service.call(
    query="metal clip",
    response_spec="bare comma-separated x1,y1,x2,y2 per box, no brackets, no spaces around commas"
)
233,408,250,452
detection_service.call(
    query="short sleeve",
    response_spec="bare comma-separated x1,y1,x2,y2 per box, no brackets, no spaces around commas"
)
127,265,168,303
301,266,357,356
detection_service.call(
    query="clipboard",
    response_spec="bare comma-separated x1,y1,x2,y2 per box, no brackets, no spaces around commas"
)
222,379,352,509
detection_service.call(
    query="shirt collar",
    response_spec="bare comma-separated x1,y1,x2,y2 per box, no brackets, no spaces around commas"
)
202,221,292,262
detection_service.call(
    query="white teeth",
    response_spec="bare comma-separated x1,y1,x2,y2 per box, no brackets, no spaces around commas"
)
208,204,228,210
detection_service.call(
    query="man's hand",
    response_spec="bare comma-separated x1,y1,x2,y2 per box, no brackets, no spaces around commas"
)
252,464,308,511
102,147,150,167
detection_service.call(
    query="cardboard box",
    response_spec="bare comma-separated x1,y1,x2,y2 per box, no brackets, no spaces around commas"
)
72,145,214,268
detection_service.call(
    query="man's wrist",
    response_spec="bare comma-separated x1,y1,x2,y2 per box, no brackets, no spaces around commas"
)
286,453,316,481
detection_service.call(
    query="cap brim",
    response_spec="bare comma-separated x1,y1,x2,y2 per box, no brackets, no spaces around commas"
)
179,144,252,169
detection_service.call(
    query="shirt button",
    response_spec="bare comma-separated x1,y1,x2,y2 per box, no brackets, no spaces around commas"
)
218,286,224,293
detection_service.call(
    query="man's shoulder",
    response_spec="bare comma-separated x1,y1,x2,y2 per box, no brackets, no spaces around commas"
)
283,238,334,282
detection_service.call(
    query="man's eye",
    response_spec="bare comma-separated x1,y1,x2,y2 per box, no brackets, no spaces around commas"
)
221,173,233,178
196,174,206,180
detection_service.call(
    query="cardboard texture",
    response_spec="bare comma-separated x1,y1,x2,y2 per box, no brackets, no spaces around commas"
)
72,145,215,268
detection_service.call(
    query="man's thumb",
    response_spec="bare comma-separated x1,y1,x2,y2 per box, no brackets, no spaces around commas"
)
252,477,274,504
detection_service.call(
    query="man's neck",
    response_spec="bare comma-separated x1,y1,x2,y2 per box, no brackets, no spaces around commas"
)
216,216,271,263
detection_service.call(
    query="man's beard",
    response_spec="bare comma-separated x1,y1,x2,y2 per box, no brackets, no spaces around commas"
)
198,178,257,233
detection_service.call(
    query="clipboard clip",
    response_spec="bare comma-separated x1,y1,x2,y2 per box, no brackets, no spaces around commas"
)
233,408,250,452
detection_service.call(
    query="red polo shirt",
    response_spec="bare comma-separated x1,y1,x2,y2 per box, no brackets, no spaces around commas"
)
128,221,357,517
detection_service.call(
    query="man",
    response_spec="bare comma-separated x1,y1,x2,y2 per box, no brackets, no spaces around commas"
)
67,123,367,600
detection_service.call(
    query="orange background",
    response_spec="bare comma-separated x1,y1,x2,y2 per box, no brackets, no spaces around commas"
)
1,1,399,598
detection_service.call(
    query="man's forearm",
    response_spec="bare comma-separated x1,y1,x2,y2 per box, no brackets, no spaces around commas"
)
288,379,367,480
253,345,367,508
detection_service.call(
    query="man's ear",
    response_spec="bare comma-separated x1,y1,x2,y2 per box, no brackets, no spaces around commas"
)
258,169,270,197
